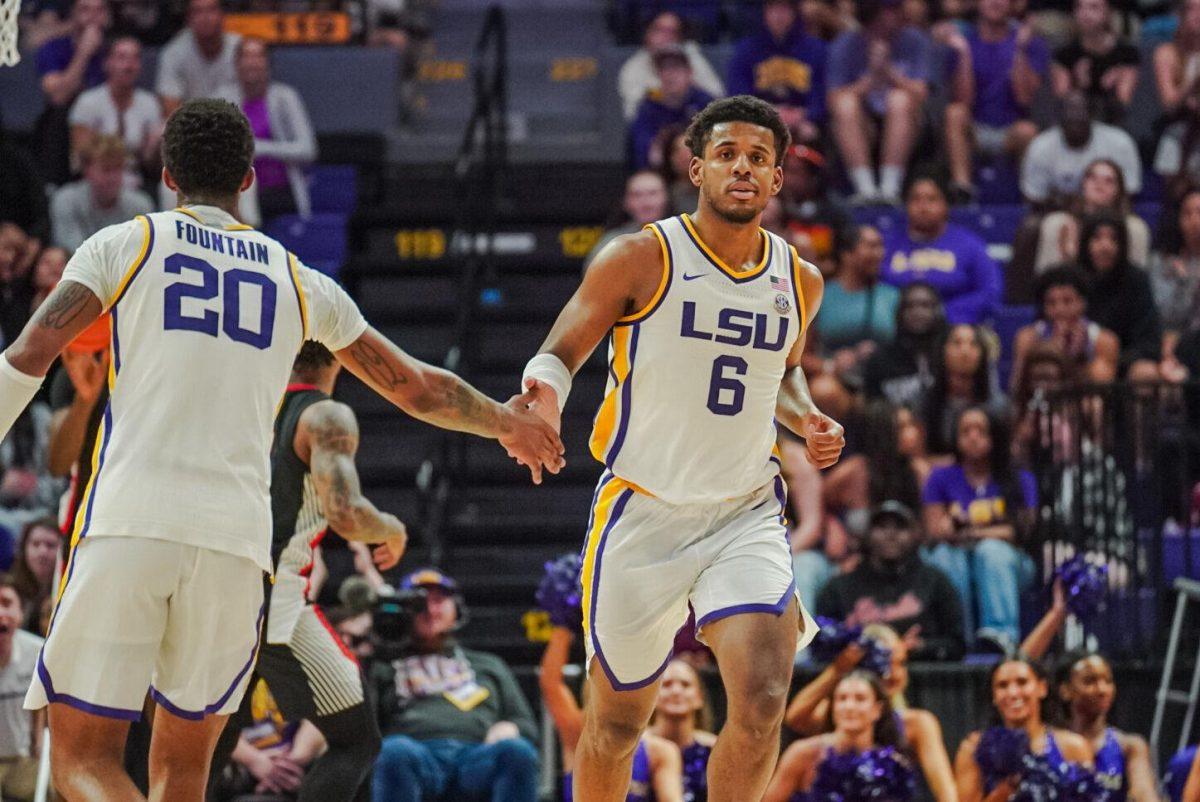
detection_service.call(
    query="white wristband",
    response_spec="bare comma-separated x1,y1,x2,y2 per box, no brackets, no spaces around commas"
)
0,354,44,443
521,353,571,413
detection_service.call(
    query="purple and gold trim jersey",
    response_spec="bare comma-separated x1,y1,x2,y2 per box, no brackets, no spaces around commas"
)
588,214,806,505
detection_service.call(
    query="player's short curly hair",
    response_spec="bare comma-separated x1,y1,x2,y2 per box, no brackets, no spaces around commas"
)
294,341,336,375
684,95,791,166
162,99,254,198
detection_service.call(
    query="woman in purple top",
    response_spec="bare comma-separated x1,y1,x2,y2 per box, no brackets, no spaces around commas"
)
955,657,1094,802
881,176,1003,325
764,671,916,802
648,660,717,802
540,626,685,802
922,406,1036,650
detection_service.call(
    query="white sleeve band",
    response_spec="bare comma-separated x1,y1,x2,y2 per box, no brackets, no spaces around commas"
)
0,355,44,443
521,353,572,413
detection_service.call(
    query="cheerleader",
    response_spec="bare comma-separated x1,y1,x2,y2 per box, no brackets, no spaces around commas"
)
540,626,684,802
784,624,957,801
955,656,1093,802
648,659,717,802
764,670,916,802
1051,650,1157,801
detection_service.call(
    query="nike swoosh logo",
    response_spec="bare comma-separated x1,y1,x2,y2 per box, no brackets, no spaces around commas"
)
682,272,707,281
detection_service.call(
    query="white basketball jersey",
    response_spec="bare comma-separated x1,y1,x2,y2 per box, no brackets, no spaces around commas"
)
589,214,805,505
60,205,367,572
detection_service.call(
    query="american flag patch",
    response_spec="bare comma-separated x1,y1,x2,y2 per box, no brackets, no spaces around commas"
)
770,274,790,292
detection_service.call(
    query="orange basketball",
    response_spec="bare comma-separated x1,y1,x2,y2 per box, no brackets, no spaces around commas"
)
66,314,111,354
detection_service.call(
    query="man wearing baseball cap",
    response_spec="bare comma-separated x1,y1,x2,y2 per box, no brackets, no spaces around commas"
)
628,44,716,169
371,568,540,802
814,501,965,660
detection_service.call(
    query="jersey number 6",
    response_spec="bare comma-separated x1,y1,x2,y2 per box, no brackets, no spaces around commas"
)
707,355,747,416
163,254,278,350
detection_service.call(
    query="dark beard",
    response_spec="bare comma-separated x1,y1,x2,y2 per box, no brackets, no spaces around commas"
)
703,186,763,225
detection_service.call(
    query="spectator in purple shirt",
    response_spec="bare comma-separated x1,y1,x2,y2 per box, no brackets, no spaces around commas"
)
727,0,826,145
944,0,1048,203
628,46,716,170
922,406,1037,652
880,174,1003,325
827,0,933,204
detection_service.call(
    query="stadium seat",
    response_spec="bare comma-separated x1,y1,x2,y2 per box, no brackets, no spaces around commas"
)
265,213,348,276
974,156,1023,205
308,165,358,215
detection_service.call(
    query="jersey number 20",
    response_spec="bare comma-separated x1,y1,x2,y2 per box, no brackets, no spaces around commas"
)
163,254,277,350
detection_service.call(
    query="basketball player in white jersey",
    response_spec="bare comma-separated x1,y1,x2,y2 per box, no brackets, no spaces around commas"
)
0,99,563,801
520,96,845,802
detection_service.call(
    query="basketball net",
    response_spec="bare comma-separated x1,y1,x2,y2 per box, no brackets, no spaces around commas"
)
0,0,20,66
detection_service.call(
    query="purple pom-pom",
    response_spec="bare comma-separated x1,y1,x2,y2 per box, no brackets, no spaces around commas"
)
535,553,584,630
810,617,864,664
1055,556,1108,620
1057,762,1113,802
859,641,893,679
809,748,915,801
975,727,1030,782
1011,756,1112,802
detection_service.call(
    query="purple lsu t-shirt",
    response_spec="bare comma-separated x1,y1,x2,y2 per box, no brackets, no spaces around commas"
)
241,96,288,190
879,223,1002,324
967,26,1049,127
922,463,1037,525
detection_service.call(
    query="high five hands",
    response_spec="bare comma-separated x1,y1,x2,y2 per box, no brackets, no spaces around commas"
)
502,381,566,484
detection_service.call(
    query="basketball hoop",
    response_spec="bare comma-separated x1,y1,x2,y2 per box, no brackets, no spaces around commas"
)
0,0,20,66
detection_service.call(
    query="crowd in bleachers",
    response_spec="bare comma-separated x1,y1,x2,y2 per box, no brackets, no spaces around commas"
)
8,0,1200,800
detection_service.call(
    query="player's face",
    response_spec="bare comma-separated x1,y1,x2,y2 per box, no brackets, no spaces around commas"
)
831,677,882,735
24,526,59,582
693,122,782,225
992,662,1047,726
1043,285,1085,325
656,660,704,719
0,588,19,638
1064,655,1115,716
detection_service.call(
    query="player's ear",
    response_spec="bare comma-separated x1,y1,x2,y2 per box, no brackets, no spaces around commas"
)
239,168,256,193
771,163,784,196
161,167,179,193
688,154,703,188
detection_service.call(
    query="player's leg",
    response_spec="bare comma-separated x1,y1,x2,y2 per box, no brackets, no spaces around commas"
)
573,474,697,802
27,537,177,801
256,605,381,802
147,546,264,800
690,480,808,802
146,708,229,801
48,706,142,802
573,670,661,802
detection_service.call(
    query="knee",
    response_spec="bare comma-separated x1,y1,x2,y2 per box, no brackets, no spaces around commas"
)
885,88,916,116
493,738,539,774
1009,120,1038,152
378,735,424,771
830,90,861,120
587,716,644,757
727,675,791,738
974,539,1019,572
945,101,970,128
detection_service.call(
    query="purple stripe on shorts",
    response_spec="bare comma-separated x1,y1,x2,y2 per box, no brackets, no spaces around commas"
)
149,597,267,720
604,325,639,467
694,580,797,632
590,488,672,691
35,653,142,721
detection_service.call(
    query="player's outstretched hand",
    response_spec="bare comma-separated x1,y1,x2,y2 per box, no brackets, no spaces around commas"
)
501,388,566,485
373,520,408,571
798,411,845,469
522,377,562,433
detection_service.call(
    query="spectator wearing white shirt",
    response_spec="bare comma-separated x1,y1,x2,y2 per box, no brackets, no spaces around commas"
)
216,38,317,222
156,0,241,117
0,574,45,802
617,11,724,121
1020,89,1140,211
50,136,153,253
68,36,162,188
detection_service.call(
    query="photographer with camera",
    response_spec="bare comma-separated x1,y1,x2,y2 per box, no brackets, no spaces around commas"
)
371,568,539,802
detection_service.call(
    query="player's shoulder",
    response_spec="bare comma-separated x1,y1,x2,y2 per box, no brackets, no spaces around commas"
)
80,216,152,255
592,227,665,269
298,397,358,436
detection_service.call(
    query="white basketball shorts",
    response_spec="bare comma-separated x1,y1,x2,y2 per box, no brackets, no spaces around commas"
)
26,535,264,720
580,470,817,690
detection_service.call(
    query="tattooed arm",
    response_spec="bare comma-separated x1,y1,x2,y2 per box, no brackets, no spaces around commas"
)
5,281,103,376
335,326,564,482
296,398,407,566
